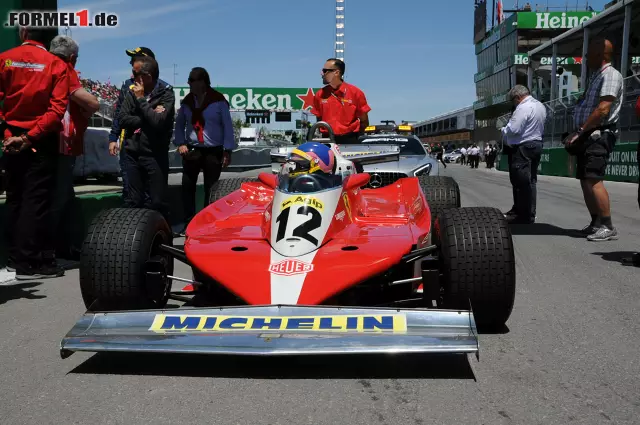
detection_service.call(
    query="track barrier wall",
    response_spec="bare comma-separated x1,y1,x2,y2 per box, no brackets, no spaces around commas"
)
497,142,639,183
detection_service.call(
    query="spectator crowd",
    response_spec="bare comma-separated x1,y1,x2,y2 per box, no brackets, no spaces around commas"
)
79,78,119,105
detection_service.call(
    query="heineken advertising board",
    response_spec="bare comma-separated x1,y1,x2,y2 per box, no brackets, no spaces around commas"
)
172,87,320,112
517,11,598,30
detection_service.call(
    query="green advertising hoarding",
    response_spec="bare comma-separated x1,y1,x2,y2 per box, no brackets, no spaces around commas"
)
516,11,598,29
172,87,321,112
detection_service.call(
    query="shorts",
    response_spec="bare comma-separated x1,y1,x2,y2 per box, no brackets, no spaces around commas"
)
576,131,617,180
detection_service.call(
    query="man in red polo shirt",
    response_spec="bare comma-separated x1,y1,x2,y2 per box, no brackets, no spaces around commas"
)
0,26,69,279
312,58,371,144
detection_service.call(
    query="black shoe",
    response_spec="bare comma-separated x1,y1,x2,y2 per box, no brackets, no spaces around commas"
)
504,208,517,217
15,264,65,280
6,258,16,272
622,253,640,267
506,215,535,225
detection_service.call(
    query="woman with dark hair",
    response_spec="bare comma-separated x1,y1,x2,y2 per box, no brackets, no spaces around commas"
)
174,67,236,235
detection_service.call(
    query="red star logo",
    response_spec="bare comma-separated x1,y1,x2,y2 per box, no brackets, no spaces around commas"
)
573,56,582,64
297,88,315,110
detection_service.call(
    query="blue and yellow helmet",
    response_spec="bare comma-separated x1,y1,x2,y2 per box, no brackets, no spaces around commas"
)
285,142,336,177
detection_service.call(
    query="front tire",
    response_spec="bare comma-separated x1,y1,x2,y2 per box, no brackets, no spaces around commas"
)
436,207,516,328
418,175,461,221
208,177,257,204
79,208,174,311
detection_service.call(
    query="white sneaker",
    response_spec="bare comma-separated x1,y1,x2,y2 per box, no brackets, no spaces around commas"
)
587,227,619,242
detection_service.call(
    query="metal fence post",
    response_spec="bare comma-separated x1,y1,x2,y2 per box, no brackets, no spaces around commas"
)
620,4,632,107
580,26,590,91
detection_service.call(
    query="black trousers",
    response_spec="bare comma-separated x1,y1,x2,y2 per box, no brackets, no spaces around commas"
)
181,146,223,223
4,131,58,269
122,150,169,221
509,141,543,221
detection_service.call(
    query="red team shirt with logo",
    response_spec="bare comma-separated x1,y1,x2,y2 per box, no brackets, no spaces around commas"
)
0,40,69,140
311,82,371,135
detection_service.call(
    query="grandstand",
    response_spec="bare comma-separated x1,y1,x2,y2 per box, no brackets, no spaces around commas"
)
80,78,119,128
413,106,475,147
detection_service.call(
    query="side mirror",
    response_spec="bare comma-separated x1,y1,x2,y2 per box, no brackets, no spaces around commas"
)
344,173,370,191
258,172,278,189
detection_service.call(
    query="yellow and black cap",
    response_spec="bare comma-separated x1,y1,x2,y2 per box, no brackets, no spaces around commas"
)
125,47,155,59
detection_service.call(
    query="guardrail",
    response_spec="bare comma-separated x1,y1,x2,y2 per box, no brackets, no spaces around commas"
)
496,75,640,148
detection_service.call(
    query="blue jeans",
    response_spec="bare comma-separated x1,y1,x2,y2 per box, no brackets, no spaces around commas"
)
122,150,170,221
120,148,150,204
510,141,543,221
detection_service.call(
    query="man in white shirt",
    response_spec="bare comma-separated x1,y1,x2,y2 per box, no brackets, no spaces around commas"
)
468,145,480,168
460,146,467,165
501,85,546,224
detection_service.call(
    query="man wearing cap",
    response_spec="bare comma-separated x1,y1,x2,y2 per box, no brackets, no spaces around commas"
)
109,47,168,202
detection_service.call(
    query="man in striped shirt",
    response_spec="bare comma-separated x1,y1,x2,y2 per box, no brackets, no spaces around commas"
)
564,38,622,242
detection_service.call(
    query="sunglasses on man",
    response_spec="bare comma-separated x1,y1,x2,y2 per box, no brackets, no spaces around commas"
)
322,68,338,74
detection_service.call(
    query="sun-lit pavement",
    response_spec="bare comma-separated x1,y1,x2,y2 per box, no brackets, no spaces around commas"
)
1,164,639,425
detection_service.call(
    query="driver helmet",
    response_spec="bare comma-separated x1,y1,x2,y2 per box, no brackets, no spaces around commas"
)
283,142,336,177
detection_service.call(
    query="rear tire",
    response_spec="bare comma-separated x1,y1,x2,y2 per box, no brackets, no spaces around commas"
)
208,177,257,204
436,207,516,329
79,208,174,311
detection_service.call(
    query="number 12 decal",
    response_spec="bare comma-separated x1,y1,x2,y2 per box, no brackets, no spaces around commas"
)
276,206,322,245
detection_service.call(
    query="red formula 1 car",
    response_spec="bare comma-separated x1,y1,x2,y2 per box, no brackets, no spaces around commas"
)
60,122,516,359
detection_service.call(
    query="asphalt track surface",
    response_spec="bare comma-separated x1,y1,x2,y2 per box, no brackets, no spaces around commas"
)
1,164,639,425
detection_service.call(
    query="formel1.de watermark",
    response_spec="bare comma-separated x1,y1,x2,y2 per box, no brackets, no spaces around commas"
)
4,10,118,28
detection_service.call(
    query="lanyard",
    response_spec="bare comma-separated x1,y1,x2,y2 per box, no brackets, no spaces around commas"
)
21,41,47,51
588,63,612,85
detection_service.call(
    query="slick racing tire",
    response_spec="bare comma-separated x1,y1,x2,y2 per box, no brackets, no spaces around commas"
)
435,207,516,329
79,208,174,311
208,177,257,204
418,175,461,220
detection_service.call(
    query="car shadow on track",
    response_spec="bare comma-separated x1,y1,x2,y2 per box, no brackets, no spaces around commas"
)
68,352,477,380
0,281,45,305
508,223,586,238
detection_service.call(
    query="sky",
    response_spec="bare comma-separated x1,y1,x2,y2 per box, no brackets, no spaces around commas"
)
58,0,612,125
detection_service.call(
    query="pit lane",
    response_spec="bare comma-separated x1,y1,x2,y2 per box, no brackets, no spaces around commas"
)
1,165,639,425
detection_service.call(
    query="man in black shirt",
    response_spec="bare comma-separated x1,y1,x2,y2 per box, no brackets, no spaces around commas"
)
117,56,175,220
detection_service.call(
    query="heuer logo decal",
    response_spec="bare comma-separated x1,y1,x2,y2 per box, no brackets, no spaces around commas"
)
281,195,324,211
269,259,314,276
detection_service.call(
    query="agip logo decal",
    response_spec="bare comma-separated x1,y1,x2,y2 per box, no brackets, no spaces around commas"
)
269,259,313,276
281,195,324,211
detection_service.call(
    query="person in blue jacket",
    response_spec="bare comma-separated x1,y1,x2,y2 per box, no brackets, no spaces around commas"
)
109,47,168,203
173,67,236,236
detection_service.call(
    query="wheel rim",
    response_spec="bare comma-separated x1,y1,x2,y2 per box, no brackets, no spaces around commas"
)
147,230,172,305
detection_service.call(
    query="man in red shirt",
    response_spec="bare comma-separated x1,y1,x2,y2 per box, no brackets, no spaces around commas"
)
0,26,69,279
48,35,99,261
312,58,371,144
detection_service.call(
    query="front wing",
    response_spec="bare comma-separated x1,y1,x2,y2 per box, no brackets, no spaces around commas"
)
60,305,479,358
